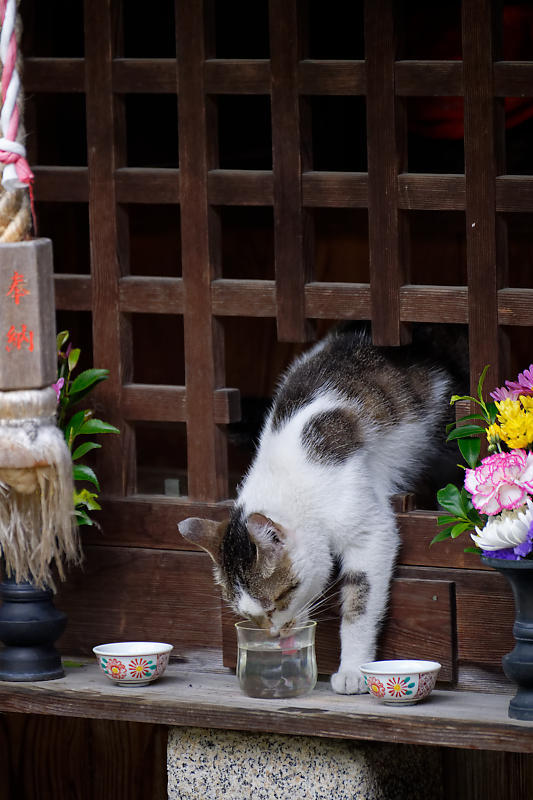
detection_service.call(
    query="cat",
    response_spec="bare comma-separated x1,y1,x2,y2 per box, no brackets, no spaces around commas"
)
178,323,467,694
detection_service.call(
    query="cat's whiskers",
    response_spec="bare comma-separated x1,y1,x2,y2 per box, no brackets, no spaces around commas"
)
296,575,344,618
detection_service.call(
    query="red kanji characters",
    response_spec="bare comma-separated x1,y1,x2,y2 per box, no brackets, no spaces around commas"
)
5,324,34,353
5,271,30,305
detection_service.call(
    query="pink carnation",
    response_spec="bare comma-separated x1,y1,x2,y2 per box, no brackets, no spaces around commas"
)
464,450,533,516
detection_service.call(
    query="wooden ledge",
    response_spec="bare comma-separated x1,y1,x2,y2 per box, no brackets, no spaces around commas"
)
0,660,530,754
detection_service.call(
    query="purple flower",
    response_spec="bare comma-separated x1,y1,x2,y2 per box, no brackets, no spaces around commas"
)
52,377,64,402
506,364,533,394
491,364,533,401
490,386,522,402
514,538,533,558
482,547,521,560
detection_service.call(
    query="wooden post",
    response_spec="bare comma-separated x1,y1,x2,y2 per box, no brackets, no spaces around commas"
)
0,240,75,680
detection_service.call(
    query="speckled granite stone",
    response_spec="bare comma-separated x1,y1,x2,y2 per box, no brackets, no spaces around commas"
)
167,727,442,800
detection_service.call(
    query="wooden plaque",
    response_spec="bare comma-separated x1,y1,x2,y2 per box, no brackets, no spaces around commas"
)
0,238,56,391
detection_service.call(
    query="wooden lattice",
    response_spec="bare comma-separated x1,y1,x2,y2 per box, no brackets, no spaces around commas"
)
21,0,533,688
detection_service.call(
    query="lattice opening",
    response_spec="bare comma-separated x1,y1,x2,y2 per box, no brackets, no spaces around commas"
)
400,2,463,60
409,211,467,286
220,207,274,280
507,214,533,287
505,113,533,174
406,97,465,174
37,203,91,275
313,209,369,283
30,94,87,166
310,96,367,171
123,0,176,57
22,0,84,57
125,95,179,168
307,0,364,59
128,206,182,277
217,95,272,169
214,0,270,58
135,421,187,496
131,314,184,385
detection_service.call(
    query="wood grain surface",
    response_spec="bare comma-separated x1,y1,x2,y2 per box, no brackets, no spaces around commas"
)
0,662,529,754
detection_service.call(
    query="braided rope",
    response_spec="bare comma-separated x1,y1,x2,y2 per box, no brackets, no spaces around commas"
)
0,0,32,241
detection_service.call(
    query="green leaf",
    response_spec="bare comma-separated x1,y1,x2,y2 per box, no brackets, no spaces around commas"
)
477,364,491,403
74,488,101,511
446,425,486,442
446,414,487,434
73,464,100,490
437,484,467,517
69,368,109,397
62,660,85,668
72,441,102,461
437,514,465,526
450,394,477,406
74,508,94,526
68,347,81,372
464,546,482,555
78,419,120,436
64,409,91,450
458,436,481,469
431,529,453,545
487,401,498,424
451,522,473,539
56,330,69,350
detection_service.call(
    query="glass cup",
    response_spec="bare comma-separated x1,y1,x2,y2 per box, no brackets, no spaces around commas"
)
235,620,317,698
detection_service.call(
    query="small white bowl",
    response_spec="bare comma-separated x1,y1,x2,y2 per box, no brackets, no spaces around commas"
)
93,641,173,686
359,659,441,704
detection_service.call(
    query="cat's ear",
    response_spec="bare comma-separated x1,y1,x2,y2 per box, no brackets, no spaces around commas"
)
177,517,225,565
246,513,285,572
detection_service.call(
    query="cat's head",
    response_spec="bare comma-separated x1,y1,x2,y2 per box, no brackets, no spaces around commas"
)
178,510,326,634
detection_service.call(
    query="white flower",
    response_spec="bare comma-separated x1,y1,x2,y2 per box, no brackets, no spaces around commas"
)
471,498,533,551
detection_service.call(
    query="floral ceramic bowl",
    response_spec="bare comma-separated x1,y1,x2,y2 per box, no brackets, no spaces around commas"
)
359,659,441,704
93,641,173,686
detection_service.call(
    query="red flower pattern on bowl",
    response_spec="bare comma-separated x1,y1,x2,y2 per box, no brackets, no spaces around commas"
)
366,676,386,697
104,657,127,680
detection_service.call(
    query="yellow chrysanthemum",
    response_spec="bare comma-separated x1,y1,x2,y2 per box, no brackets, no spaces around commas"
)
496,397,533,450
521,396,533,413
486,423,502,447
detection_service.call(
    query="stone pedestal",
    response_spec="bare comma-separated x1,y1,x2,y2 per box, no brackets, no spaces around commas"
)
167,726,442,800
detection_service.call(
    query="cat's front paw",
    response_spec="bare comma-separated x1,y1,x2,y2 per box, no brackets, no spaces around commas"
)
331,668,367,695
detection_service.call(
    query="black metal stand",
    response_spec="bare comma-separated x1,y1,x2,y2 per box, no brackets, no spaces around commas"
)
0,576,67,681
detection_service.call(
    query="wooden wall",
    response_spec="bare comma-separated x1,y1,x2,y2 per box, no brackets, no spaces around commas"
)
16,0,533,697
0,713,167,800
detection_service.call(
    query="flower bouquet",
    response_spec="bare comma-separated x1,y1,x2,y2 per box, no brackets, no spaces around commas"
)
434,364,533,560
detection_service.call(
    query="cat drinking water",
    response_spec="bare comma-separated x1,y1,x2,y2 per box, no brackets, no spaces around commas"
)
179,324,466,693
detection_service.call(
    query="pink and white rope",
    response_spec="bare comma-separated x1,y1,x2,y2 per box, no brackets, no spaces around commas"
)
0,0,33,193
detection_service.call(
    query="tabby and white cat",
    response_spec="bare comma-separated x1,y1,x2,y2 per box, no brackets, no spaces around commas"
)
179,324,466,693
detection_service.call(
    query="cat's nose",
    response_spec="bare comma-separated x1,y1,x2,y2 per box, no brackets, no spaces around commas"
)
250,614,271,630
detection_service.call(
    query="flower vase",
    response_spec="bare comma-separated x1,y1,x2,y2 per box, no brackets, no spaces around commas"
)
482,555,533,720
